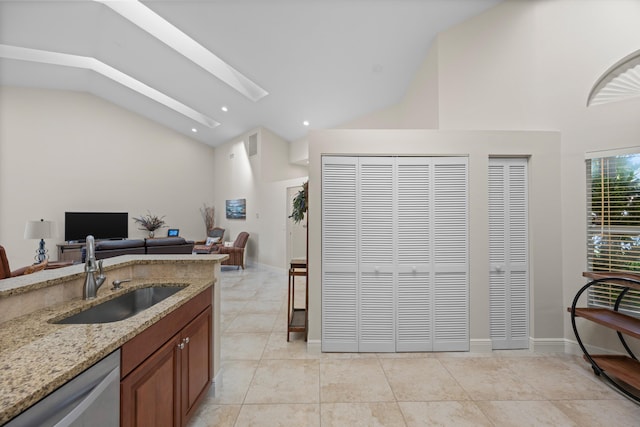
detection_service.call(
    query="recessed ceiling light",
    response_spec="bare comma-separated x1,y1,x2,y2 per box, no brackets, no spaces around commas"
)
303,120,310,126
191,128,198,133
221,106,229,112
0,44,220,129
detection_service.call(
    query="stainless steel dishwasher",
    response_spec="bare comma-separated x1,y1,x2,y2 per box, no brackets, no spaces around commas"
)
7,349,120,427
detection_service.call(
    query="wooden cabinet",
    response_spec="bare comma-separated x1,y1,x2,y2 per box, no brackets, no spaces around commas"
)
121,335,181,427
121,287,212,427
57,243,84,263
180,307,212,422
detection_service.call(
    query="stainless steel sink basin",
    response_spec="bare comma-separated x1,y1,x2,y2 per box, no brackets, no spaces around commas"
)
53,286,185,324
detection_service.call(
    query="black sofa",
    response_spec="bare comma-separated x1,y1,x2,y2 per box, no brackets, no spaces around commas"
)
85,237,194,261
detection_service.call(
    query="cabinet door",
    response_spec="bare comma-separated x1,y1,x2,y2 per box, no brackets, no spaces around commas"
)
121,335,181,427
180,307,212,425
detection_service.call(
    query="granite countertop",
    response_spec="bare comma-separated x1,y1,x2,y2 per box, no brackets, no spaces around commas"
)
0,255,225,424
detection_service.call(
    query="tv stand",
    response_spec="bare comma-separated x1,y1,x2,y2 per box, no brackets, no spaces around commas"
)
57,243,84,263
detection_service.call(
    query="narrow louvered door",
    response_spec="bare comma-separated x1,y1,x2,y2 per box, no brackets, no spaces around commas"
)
432,158,469,351
489,158,529,350
358,157,396,352
322,157,358,352
396,157,432,351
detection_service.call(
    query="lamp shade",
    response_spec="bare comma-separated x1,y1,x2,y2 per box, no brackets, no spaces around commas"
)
24,219,53,240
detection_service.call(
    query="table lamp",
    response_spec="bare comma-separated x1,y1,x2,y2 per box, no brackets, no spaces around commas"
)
24,219,53,263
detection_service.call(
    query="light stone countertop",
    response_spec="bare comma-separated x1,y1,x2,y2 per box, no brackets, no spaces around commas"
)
0,254,226,424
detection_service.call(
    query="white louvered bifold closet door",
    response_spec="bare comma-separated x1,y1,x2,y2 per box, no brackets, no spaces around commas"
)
322,156,469,353
396,157,432,351
432,158,469,351
358,157,396,352
322,157,358,352
489,158,529,350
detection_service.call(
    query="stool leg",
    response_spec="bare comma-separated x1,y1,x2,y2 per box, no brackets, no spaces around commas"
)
287,268,292,341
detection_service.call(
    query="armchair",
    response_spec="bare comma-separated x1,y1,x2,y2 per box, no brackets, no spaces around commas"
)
193,227,225,254
215,232,249,269
1,245,48,279
208,227,225,241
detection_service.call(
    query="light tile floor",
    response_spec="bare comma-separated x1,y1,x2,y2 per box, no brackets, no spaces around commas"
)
187,265,640,427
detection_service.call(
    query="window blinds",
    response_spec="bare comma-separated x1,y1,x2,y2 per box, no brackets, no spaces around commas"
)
586,154,640,316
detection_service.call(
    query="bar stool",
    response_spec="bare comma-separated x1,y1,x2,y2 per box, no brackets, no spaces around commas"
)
287,258,308,341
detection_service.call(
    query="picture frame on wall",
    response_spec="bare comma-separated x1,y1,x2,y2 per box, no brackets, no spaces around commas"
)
226,198,246,219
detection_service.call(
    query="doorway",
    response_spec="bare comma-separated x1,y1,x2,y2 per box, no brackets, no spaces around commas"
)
286,185,307,265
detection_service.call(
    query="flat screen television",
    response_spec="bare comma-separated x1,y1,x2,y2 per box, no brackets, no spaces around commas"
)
65,212,128,242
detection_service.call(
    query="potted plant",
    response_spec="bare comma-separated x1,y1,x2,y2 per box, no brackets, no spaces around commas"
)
200,203,215,235
289,181,308,223
133,212,166,238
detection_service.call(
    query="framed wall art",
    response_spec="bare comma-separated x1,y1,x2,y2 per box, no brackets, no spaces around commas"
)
226,198,246,219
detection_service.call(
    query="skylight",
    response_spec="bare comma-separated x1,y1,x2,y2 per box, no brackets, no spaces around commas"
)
97,0,269,102
0,44,220,128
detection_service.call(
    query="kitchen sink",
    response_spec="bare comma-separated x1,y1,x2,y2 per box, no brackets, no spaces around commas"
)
53,286,185,324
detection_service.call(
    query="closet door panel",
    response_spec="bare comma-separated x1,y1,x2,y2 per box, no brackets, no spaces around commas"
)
323,272,358,350
489,158,529,350
396,272,432,351
358,157,395,352
432,159,469,351
433,272,469,351
489,162,508,344
359,272,395,352
322,157,358,352
506,161,529,348
396,158,432,351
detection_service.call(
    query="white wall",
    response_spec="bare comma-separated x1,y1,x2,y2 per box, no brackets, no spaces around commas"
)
211,130,260,264
434,0,640,350
307,129,563,348
0,87,216,268
305,0,640,352
212,127,307,269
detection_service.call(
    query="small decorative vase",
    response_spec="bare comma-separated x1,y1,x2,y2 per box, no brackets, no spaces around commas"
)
148,230,155,238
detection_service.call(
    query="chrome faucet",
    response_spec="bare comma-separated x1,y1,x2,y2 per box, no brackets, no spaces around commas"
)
83,235,106,299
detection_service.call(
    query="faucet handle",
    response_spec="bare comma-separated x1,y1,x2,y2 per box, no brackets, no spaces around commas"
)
112,279,131,290
97,259,104,275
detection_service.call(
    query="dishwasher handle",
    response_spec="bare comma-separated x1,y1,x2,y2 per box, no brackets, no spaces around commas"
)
54,366,120,427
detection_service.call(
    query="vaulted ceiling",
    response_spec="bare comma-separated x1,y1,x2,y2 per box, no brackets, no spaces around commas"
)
0,0,501,146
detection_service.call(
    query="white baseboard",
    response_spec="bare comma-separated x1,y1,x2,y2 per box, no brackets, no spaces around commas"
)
211,369,223,397
308,337,622,356
469,339,493,352
246,261,287,273
564,338,622,357
529,337,566,353
307,339,322,354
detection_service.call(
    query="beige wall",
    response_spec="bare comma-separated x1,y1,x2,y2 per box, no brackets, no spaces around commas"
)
435,0,640,351
315,0,640,352
0,86,216,268
307,129,562,349
212,127,307,269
